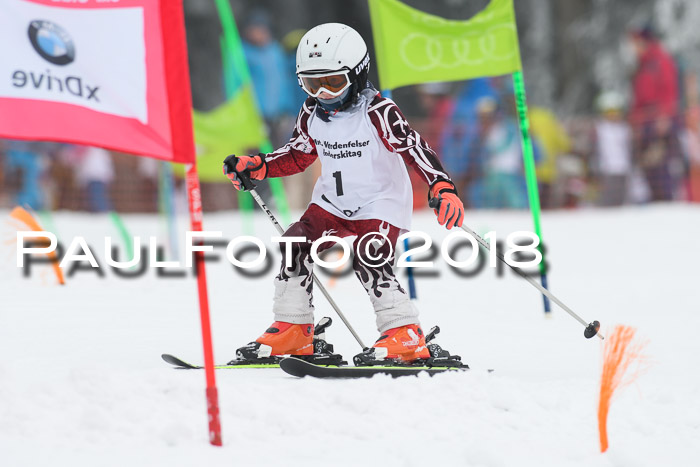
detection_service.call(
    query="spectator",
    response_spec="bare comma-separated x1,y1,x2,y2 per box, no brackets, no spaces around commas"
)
417,82,454,155
440,78,498,206
412,82,455,209
242,9,291,148
680,106,700,202
628,25,680,201
529,107,572,209
592,92,633,206
281,28,309,117
66,145,115,212
4,140,45,209
472,97,542,209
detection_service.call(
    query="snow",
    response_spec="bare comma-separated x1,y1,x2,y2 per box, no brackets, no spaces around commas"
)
1,204,700,466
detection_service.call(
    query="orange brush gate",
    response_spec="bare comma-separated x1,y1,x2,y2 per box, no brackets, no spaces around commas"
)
597,325,648,453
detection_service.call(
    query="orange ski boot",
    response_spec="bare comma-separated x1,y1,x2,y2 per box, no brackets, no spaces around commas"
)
236,322,314,361
353,324,467,368
369,324,430,363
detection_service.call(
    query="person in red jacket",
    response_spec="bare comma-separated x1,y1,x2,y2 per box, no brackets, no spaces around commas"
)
223,24,464,366
629,25,680,201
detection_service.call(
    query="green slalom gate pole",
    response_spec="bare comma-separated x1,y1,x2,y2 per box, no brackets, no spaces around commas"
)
220,35,255,235
109,211,134,264
37,209,59,238
512,70,551,313
215,0,291,227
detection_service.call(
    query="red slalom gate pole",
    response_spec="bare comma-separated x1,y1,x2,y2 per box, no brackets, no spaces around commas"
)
185,163,222,446
163,0,221,444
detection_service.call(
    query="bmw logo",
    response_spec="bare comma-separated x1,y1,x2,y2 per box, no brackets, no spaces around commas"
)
28,20,75,66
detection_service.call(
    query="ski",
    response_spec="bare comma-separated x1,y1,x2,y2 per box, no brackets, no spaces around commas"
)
161,354,280,370
280,357,470,379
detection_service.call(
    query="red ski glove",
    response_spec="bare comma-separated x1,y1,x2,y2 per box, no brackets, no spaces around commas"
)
429,181,464,230
222,154,267,191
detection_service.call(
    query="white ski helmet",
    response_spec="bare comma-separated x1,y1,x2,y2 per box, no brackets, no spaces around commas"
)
296,23,370,109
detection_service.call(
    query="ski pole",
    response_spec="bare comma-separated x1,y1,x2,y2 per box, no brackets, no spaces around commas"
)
238,174,368,350
429,198,603,340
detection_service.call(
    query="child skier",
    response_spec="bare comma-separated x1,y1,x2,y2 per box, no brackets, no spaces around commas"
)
223,23,464,365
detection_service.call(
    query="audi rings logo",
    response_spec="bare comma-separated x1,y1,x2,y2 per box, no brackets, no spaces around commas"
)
398,25,518,71
28,20,75,66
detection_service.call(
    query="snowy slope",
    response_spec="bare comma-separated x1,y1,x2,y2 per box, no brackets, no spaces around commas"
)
1,204,699,466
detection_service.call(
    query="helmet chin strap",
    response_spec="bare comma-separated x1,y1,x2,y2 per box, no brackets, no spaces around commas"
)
316,87,351,112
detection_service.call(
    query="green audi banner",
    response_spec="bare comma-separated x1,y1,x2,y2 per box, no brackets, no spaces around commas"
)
368,0,522,90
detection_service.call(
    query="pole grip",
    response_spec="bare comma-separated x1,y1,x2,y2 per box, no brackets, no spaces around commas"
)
238,170,256,192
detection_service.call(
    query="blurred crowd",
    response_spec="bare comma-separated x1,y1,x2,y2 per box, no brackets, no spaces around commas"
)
0,141,166,213
2,21,699,213
409,24,700,209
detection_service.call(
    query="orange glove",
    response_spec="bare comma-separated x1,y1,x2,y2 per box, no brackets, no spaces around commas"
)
429,181,464,230
222,154,267,191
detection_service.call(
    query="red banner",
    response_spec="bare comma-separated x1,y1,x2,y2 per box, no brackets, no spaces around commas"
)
0,0,195,163
0,0,221,446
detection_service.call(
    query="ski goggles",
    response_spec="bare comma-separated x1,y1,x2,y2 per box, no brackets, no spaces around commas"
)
298,71,351,98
